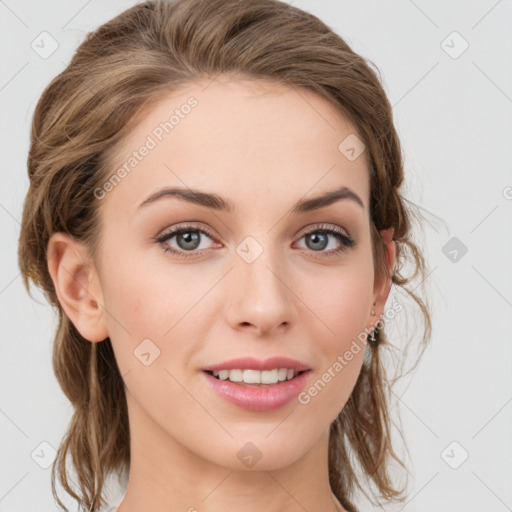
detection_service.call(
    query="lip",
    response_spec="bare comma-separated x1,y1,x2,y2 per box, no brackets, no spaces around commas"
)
201,356,312,372
202,369,311,412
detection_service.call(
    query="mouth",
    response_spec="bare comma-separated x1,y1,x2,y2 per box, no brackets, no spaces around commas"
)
201,368,311,411
202,368,310,387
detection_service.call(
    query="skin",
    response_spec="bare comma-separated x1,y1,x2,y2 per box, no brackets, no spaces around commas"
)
47,76,395,512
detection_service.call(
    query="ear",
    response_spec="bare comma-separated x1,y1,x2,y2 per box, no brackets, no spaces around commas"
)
47,232,109,343
371,227,396,321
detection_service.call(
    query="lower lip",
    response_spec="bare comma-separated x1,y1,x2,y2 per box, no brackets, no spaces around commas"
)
202,370,311,412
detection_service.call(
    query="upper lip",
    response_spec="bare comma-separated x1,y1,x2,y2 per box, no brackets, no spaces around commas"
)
201,357,312,373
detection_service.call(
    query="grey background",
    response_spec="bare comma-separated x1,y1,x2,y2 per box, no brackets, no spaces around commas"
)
1,0,511,511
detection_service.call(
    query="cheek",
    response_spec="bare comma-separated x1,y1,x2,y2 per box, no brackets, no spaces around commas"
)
306,259,375,344
99,239,217,374
297,260,373,416
99,235,188,334
96,235,166,368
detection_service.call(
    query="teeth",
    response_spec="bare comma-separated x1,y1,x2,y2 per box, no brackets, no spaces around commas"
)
211,368,300,384
277,368,288,381
218,370,229,380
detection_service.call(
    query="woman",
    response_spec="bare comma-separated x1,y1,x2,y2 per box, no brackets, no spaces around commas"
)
17,0,432,511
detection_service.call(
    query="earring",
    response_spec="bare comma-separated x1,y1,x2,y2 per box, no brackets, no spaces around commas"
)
368,306,377,344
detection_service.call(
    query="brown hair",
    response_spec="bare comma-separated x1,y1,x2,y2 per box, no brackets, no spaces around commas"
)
17,0,433,510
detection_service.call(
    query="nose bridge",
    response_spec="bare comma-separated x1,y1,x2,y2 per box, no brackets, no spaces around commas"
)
236,232,287,296
229,231,295,332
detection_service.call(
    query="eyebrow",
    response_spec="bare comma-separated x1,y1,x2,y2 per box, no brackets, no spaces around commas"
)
137,185,364,213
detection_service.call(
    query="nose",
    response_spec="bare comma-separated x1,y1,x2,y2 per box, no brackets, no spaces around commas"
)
225,245,297,337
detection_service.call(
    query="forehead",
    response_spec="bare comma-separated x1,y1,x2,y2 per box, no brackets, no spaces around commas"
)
103,77,370,215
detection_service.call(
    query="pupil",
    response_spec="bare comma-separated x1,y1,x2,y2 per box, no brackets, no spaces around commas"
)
178,231,200,250
307,232,327,251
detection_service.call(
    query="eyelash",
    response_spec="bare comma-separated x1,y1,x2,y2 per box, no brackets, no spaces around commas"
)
155,222,355,259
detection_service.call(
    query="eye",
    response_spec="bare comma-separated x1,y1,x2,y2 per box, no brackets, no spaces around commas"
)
295,223,355,257
155,223,218,258
155,222,355,259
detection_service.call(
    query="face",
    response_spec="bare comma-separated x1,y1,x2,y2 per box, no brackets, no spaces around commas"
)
88,76,389,472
